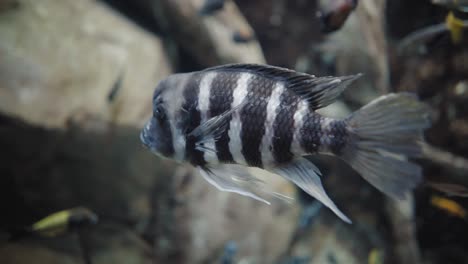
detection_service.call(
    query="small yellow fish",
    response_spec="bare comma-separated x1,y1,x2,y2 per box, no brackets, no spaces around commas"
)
398,9,468,53
31,207,98,237
430,195,467,219
445,11,467,44
368,248,384,264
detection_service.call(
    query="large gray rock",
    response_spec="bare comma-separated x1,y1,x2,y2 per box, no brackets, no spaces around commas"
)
0,0,172,129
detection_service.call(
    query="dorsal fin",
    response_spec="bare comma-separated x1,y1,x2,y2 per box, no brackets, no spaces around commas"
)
204,63,362,109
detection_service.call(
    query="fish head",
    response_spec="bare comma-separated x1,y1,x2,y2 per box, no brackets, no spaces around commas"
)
141,74,192,159
141,79,174,159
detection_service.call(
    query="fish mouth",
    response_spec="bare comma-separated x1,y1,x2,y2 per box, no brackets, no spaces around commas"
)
140,128,151,149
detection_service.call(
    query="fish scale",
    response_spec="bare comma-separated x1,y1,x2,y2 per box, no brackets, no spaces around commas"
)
239,75,274,167
209,72,237,163
273,89,300,164
300,113,325,154
327,120,348,154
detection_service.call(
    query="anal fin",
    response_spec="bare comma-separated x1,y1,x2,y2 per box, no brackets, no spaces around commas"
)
271,158,352,223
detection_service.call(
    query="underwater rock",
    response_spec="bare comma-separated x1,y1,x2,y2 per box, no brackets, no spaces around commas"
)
0,113,170,234
286,212,387,264
150,0,266,66
235,0,322,68
0,224,153,264
0,0,172,129
87,224,153,264
0,243,81,264
0,114,169,263
355,0,390,93
312,6,383,107
148,166,300,264
386,196,422,264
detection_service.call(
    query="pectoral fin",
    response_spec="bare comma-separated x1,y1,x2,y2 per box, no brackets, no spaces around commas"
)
188,101,246,154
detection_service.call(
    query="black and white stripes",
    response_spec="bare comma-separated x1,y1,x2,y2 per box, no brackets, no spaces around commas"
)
227,72,251,165
209,72,238,163
166,68,347,168
142,64,427,222
198,71,218,163
272,89,300,164
239,74,276,167
180,73,205,166
260,82,285,167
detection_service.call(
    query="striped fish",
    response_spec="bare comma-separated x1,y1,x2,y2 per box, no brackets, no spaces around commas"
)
140,64,430,223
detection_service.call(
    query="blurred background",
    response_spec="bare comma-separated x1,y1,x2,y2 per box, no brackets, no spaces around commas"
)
1,0,468,263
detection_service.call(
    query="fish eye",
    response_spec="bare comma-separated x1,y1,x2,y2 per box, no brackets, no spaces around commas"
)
153,104,166,122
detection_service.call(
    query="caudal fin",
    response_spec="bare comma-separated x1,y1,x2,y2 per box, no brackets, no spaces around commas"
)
341,93,430,199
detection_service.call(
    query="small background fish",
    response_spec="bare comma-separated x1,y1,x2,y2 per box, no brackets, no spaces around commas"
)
317,0,358,33
431,195,467,219
7,207,98,239
397,1,468,54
